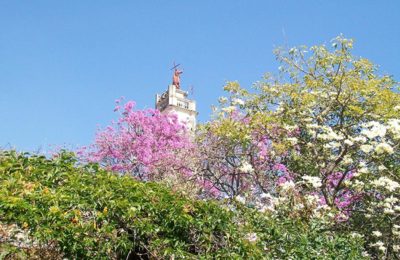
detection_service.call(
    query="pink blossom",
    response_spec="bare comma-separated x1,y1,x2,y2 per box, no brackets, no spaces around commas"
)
82,100,194,180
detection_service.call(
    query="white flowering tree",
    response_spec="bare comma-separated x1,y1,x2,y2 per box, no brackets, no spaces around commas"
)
210,36,399,258
196,96,293,200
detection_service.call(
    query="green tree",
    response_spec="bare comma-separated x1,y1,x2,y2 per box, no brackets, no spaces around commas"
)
217,35,399,258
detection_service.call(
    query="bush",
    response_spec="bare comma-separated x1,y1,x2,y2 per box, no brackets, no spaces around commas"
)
0,151,364,259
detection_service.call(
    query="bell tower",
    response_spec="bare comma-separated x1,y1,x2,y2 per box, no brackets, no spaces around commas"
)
155,64,197,130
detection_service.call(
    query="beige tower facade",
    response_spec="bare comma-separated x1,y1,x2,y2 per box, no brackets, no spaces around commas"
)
155,84,197,130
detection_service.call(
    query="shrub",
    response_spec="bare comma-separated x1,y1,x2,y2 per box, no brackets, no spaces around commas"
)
0,150,364,259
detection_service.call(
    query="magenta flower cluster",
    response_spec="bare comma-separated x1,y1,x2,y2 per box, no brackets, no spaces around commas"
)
86,100,193,179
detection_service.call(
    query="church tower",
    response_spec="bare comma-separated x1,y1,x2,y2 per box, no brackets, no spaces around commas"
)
155,65,197,130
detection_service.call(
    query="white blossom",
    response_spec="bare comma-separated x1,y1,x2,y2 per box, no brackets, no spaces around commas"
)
232,98,245,106
280,180,295,191
371,241,384,247
327,130,344,141
372,177,400,192
384,196,398,203
384,202,392,209
260,193,272,199
275,102,285,113
324,142,341,149
362,251,370,257
384,208,395,215
360,145,373,153
239,161,254,173
222,106,236,113
235,196,246,204
351,180,365,191
344,139,354,146
258,205,275,213
283,125,298,131
378,165,387,171
287,137,298,145
375,143,394,155
245,232,258,243
359,161,367,167
302,176,322,188
342,155,353,166
357,167,369,175
361,121,387,139
317,127,344,141
387,119,400,139
306,124,320,129
308,130,317,137
294,203,305,211
372,231,382,237
350,232,363,238
305,194,319,205
353,136,367,143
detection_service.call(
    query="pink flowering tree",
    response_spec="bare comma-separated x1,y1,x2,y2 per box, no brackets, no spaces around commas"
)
84,100,195,181
196,99,294,200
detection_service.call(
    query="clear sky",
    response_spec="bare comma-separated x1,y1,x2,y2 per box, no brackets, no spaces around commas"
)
1,1,399,151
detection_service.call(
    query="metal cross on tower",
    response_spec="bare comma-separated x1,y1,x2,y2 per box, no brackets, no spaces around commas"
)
170,61,180,71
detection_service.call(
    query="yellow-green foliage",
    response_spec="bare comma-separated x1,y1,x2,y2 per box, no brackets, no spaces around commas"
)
211,35,399,259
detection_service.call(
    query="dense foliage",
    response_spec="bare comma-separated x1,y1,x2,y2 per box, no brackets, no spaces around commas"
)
1,36,399,259
0,150,364,259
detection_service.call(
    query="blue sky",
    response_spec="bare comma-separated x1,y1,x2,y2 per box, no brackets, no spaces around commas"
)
1,1,399,151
